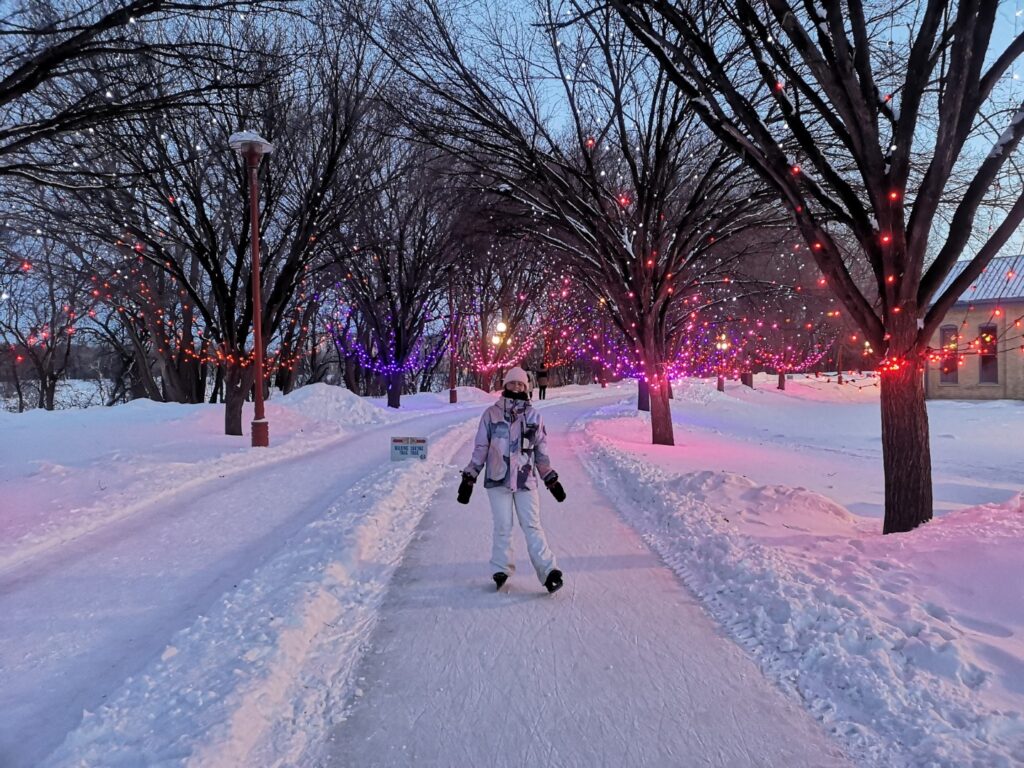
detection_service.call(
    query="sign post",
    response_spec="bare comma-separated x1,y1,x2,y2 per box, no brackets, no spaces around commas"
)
390,437,428,461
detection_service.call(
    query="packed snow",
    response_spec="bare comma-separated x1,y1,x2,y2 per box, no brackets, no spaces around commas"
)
0,376,1021,766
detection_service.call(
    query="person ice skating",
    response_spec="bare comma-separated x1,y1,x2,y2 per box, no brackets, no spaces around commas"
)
456,366,567,593
535,365,548,400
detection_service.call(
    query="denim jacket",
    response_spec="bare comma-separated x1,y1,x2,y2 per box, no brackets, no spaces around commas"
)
463,397,554,491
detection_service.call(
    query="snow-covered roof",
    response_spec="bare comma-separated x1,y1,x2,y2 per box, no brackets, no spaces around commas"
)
932,254,1024,305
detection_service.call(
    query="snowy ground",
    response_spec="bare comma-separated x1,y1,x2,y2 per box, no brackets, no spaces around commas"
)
1,377,1021,766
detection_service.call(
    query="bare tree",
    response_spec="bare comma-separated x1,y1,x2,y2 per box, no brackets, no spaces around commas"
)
325,144,467,408
451,235,552,391
0,235,93,409
610,0,1024,532
378,0,778,444
31,11,384,433
0,0,295,182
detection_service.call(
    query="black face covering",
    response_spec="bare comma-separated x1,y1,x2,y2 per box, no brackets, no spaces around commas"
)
502,388,529,401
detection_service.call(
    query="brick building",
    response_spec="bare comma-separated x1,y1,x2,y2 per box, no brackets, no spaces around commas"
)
924,254,1024,401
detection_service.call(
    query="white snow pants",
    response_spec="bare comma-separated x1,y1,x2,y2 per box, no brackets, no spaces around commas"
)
486,486,557,583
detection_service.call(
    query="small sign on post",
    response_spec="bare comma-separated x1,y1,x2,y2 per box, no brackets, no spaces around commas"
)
391,436,428,461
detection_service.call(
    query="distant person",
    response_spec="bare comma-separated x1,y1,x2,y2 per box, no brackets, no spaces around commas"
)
456,366,567,593
535,365,549,400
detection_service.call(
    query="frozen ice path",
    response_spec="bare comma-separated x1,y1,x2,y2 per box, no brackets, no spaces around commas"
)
324,397,853,767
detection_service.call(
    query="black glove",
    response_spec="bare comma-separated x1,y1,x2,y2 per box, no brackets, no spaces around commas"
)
544,471,566,503
457,472,476,504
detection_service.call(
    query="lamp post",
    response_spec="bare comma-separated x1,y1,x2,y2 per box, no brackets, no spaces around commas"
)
715,333,730,392
491,320,507,390
448,267,458,404
229,131,274,447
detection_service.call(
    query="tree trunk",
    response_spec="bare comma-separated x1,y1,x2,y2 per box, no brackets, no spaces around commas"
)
277,364,297,395
183,354,202,403
637,378,650,411
198,359,210,403
879,359,933,533
34,364,47,410
778,372,786,390
125,322,162,401
386,370,403,409
224,362,252,436
12,362,25,412
649,376,674,445
343,356,359,393
43,375,57,410
716,374,725,392
159,358,186,403
210,365,224,404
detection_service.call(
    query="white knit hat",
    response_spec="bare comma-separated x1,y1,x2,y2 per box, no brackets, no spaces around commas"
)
503,366,529,388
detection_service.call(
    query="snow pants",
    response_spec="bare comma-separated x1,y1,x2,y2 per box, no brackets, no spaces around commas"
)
486,486,557,583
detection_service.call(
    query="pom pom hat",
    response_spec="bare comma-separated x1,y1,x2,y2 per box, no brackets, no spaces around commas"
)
503,366,529,388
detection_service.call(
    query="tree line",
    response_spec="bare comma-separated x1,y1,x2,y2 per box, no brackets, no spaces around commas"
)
2,0,1021,533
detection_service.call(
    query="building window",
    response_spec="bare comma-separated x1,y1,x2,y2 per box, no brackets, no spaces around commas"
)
978,323,998,384
939,326,958,384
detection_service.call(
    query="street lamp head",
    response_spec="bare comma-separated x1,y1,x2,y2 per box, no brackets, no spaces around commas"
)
491,334,502,346
228,130,274,156
495,321,508,333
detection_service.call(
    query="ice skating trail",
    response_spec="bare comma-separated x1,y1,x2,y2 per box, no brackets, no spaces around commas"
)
322,395,853,767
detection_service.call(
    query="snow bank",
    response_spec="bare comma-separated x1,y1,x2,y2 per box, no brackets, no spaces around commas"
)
578,407,1024,767
275,382,395,427
42,414,479,767
0,385,403,572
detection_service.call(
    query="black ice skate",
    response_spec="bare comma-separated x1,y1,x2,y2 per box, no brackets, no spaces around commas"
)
493,572,509,591
543,569,563,594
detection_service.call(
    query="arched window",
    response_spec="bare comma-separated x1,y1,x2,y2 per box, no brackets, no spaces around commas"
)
939,326,958,384
978,324,998,384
